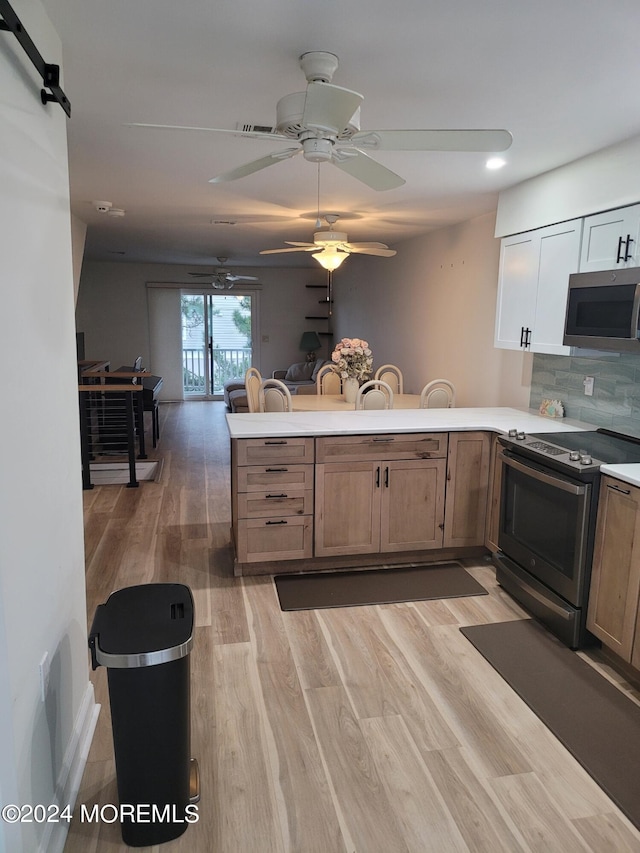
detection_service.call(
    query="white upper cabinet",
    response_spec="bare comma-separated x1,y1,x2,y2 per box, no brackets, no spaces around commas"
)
495,219,583,355
579,203,640,272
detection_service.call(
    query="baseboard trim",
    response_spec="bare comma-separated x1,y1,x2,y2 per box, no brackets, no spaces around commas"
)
39,682,100,853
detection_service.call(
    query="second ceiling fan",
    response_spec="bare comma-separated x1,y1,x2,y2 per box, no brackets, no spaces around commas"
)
129,51,512,192
188,257,258,289
260,214,396,270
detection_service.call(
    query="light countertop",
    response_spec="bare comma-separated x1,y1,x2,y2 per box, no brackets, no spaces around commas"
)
600,464,640,488
225,406,588,439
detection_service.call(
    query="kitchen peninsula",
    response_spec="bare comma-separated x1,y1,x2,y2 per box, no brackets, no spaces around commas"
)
227,407,585,577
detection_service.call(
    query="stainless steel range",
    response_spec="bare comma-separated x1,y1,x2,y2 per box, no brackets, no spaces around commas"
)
493,427,640,649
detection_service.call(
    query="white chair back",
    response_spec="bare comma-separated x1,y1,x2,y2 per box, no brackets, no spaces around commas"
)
374,364,403,394
316,364,342,395
244,367,262,413
419,379,456,408
258,378,292,412
355,380,394,410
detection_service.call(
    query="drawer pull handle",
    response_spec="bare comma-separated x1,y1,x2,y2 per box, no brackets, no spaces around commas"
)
266,493,287,499
265,440,287,445
372,437,393,442
265,519,288,525
608,484,631,495
266,467,288,472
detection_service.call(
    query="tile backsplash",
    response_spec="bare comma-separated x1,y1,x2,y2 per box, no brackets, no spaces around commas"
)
530,351,640,437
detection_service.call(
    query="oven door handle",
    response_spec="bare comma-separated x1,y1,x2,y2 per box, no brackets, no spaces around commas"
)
499,450,588,496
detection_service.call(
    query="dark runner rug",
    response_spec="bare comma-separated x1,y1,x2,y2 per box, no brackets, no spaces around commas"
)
274,562,487,611
461,619,640,830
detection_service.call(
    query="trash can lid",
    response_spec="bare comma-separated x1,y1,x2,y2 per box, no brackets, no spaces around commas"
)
89,583,194,669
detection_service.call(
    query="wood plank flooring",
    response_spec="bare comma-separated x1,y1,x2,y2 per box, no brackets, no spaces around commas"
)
65,401,640,852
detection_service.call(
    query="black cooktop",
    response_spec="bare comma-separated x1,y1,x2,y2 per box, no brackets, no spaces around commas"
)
529,429,640,466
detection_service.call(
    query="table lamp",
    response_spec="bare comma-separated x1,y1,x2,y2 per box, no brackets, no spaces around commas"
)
299,331,322,362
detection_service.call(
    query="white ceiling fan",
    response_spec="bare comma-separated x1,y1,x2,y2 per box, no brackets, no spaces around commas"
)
128,51,512,192
260,214,396,270
188,257,259,289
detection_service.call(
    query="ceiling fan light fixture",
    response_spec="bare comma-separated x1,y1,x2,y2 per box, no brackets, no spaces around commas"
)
313,248,347,271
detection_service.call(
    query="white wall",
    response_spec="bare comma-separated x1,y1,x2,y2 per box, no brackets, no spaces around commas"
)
75,261,326,387
333,212,532,407
0,4,96,851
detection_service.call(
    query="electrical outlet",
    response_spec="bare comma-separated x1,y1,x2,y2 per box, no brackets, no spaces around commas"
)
584,376,594,396
39,652,50,702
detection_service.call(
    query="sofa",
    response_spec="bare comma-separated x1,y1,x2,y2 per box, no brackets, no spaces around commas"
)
223,359,331,413
272,359,331,394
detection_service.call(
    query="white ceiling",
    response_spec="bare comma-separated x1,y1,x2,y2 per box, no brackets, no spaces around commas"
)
36,0,640,272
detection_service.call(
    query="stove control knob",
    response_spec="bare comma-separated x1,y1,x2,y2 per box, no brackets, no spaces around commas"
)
580,454,593,466
516,431,526,440
569,451,581,461
508,429,518,437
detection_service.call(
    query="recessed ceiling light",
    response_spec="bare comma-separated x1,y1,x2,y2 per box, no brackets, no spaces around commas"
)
486,157,506,170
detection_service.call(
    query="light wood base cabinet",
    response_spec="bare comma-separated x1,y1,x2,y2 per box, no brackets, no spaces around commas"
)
444,432,491,548
587,476,640,663
232,437,314,564
231,430,491,574
315,458,447,557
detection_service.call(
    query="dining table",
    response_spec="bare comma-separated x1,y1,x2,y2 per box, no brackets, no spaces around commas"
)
291,393,422,412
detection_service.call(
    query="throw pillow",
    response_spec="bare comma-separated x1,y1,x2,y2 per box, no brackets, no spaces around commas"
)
284,361,314,382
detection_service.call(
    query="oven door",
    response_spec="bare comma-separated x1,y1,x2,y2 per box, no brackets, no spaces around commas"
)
498,449,592,607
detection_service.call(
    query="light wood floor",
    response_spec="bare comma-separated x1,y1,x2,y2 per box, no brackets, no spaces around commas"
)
65,401,640,853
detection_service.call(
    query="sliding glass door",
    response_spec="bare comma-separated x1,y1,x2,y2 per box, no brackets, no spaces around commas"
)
181,292,254,398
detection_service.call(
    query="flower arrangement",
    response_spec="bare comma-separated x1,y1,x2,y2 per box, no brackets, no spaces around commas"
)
331,337,373,382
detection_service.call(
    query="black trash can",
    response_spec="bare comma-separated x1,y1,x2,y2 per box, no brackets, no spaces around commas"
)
88,583,199,847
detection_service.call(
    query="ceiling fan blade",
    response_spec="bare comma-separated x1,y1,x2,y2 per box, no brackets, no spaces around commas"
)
332,150,405,191
302,82,363,133
345,241,392,250
350,128,513,152
210,148,300,183
228,274,259,282
260,246,319,255
125,122,288,141
189,272,221,277
284,241,316,247
346,246,397,257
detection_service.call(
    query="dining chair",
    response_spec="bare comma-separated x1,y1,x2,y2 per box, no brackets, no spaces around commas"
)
244,367,263,413
258,378,293,412
374,364,403,394
355,380,394,410
419,379,456,408
315,363,342,395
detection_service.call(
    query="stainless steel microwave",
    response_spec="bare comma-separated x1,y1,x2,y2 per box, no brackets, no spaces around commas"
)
564,268,640,352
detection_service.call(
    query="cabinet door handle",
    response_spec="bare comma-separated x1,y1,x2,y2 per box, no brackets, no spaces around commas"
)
625,235,634,262
265,519,288,525
265,467,288,472
266,493,287,499
264,440,287,445
385,466,389,488
617,235,626,264
376,466,380,488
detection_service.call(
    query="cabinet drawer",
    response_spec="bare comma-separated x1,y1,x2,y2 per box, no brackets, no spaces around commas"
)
316,433,447,463
237,516,313,563
237,488,313,519
237,464,314,492
234,437,314,466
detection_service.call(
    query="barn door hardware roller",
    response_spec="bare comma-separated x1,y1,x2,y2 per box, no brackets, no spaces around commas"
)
0,0,71,116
